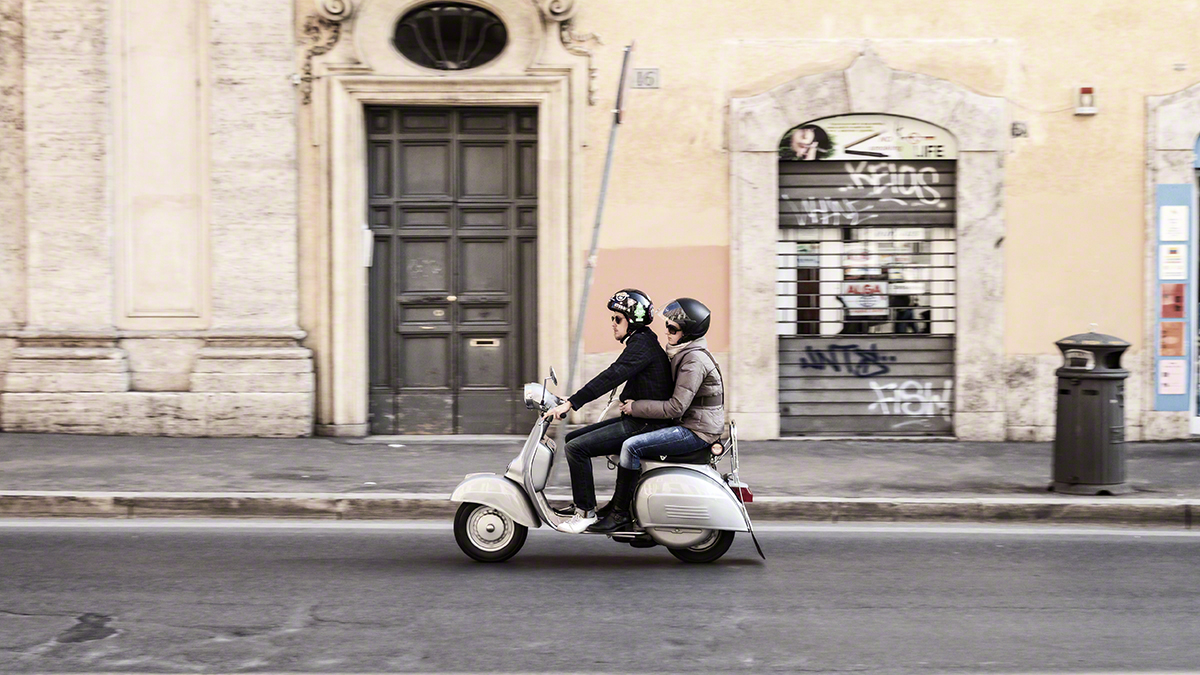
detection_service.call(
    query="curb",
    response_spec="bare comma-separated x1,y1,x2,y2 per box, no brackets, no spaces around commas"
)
0,492,1194,528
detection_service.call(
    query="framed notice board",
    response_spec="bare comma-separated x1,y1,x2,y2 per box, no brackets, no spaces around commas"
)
1155,184,1193,411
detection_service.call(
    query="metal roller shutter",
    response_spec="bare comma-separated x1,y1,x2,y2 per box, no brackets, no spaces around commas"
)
777,159,957,436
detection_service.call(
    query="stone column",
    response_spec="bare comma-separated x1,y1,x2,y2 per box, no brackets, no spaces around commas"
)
951,151,1007,440
729,150,782,439
2,0,135,432
0,0,23,423
191,0,314,436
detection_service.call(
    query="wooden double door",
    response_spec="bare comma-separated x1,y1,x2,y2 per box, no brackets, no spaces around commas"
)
367,107,538,434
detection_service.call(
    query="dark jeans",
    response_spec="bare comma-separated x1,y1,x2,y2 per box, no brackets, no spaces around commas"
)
564,415,668,511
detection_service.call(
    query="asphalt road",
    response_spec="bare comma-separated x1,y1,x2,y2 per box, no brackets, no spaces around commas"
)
1,520,1198,674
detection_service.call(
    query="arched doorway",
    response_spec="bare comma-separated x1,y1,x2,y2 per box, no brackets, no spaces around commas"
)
728,50,1008,440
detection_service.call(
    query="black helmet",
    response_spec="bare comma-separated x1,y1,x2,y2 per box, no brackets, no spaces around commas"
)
661,297,710,341
607,288,654,328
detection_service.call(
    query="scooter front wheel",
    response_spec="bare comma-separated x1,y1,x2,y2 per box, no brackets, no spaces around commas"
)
454,502,528,563
668,530,735,564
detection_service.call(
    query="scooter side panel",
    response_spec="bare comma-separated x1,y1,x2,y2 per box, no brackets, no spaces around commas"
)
634,466,749,531
450,474,542,528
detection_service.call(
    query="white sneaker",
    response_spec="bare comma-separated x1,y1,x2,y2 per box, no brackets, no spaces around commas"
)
556,509,597,534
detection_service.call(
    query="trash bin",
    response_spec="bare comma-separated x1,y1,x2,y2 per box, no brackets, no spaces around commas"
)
1050,331,1132,495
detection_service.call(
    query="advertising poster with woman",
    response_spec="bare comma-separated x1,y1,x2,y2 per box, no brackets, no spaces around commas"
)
779,114,957,161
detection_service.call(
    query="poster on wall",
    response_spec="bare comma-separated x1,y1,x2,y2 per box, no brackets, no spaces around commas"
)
1159,359,1187,395
1160,244,1188,280
1161,283,1185,319
779,114,959,161
1161,322,1185,357
1160,205,1190,241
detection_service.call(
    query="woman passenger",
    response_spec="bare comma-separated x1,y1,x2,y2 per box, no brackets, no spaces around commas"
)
587,298,725,533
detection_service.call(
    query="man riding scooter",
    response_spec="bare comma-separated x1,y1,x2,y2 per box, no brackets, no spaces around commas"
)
543,289,674,533
591,297,724,533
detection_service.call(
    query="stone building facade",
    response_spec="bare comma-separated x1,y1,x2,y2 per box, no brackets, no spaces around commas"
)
0,0,310,435
3,1,1200,441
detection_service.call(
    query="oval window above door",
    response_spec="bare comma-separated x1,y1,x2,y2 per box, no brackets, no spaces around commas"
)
393,2,508,71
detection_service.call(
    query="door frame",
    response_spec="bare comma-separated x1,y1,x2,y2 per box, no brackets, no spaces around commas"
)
1191,169,1200,436
365,106,541,435
320,75,574,434
1147,84,1200,439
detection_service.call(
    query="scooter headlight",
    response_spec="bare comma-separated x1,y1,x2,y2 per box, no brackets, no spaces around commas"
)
522,383,545,410
523,382,563,411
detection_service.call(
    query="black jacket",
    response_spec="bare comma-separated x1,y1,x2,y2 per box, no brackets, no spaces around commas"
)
567,327,674,414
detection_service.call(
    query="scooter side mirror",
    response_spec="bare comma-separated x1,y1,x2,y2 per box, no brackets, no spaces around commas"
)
549,367,558,386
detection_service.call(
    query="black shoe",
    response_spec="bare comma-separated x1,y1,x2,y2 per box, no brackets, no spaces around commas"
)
551,503,577,518
595,501,614,519
587,509,633,533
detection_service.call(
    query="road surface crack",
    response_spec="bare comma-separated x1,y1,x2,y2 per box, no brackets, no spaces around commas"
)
0,609,72,618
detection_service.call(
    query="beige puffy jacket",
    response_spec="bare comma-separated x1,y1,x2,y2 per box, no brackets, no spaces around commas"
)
628,337,725,443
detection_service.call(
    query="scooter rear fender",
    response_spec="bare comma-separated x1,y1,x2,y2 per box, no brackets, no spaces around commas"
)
635,465,750,532
450,473,541,529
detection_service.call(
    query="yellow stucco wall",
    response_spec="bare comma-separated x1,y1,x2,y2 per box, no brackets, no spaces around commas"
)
573,0,1200,355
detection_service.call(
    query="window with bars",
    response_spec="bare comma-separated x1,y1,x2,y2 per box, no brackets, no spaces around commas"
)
775,160,958,338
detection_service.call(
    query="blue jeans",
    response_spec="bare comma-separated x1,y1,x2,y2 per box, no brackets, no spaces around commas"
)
565,416,669,510
618,425,708,470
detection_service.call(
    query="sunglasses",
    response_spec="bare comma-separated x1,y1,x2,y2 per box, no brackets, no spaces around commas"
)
610,315,625,324
665,323,681,334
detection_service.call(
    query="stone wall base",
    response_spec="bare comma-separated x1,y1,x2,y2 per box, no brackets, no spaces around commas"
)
0,333,315,437
1,392,313,437
316,423,370,437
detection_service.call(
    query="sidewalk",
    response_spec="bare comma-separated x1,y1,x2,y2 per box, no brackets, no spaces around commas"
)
2,432,1199,526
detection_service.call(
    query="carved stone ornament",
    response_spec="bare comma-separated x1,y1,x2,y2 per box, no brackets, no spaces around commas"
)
539,0,601,106
536,0,577,22
316,0,355,22
298,1,355,105
560,23,601,105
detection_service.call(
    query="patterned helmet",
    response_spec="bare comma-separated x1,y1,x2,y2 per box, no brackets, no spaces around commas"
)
606,288,654,328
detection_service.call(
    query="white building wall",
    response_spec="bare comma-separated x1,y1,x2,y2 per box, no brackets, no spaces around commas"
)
1,0,313,436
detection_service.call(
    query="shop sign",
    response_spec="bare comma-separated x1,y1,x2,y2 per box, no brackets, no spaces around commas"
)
890,282,927,295
779,114,958,162
841,282,889,317
795,242,820,267
842,241,922,276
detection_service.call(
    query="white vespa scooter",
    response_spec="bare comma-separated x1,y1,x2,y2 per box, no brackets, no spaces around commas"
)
450,368,765,563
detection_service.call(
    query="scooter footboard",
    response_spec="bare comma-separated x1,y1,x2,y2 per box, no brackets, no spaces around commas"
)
634,466,749,532
450,474,542,529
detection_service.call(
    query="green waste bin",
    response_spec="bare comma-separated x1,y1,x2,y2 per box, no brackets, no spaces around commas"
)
1050,331,1132,495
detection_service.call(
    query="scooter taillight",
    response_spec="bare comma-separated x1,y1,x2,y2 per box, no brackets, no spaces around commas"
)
730,483,753,503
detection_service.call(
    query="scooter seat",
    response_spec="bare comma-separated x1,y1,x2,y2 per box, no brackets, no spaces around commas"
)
653,446,713,464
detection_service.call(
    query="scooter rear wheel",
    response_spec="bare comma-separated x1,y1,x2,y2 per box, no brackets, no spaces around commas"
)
668,530,735,564
454,502,528,563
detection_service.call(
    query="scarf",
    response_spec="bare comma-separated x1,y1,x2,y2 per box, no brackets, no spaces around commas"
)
665,340,688,360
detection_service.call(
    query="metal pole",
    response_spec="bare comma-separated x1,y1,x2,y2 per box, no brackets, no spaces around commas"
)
559,43,634,441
